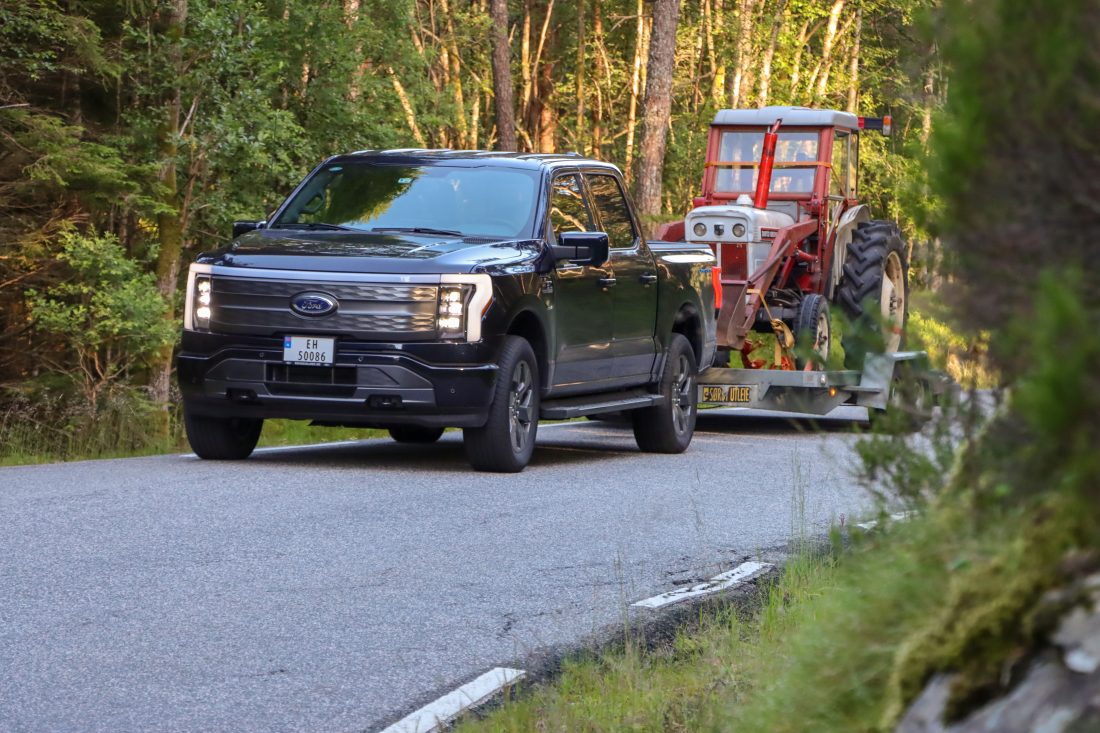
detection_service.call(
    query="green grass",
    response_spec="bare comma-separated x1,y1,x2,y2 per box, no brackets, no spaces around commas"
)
456,493,1087,733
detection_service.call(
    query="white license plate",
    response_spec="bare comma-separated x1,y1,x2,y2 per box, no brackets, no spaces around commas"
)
283,336,335,366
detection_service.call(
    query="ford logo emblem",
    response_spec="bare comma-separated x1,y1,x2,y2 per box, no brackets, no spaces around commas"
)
290,292,338,317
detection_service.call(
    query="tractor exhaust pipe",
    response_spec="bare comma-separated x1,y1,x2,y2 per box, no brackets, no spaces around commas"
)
753,120,782,210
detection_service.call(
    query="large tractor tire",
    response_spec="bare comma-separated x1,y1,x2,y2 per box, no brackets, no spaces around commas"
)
835,221,909,369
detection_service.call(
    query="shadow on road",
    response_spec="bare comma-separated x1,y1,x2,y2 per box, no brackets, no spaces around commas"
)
241,432,637,472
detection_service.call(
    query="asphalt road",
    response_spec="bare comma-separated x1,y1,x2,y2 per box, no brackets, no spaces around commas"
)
0,407,876,732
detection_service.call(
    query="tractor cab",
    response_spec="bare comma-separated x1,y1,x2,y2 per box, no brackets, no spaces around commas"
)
684,106,880,285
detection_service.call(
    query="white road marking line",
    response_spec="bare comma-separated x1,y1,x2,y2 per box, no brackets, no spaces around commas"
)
856,511,914,531
379,667,526,733
631,561,773,610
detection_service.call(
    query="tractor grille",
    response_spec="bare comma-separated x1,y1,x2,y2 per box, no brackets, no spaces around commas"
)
209,276,438,341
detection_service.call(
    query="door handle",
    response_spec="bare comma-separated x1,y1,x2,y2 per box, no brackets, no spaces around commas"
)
598,276,617,288
640,272,658,285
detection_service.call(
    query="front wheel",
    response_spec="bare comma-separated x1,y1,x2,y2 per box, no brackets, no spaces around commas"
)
183,407,263,460
632,333,698,453
463,336,539,473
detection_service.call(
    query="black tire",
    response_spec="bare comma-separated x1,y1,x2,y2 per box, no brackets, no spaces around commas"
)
794,293,831,369
712,348,732,368
388,425,445,443
183,406,263,460
835,221,909,369
463,336,539,473
632,333,698,453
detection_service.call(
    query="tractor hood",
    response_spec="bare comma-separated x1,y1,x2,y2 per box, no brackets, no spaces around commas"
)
195,228,548,275
684,197,796,246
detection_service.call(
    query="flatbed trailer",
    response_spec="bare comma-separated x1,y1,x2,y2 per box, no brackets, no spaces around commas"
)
695,351,947,417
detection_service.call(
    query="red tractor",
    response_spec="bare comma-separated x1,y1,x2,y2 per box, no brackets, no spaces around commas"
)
656,106,907,370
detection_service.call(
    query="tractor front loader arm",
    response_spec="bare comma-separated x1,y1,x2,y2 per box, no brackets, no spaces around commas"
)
716,219,818,350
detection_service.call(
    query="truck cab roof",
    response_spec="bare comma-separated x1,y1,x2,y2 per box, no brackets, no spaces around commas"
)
326,149,623,174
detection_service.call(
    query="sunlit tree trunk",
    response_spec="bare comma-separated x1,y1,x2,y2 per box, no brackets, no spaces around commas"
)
624,0,645,180
574,0,585,151
846,8,862,112
489,0,518,150
757,0,788,107
634,0,681,226
814,0,846,101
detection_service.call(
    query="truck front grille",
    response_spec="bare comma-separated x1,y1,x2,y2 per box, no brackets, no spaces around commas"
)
209,277,438,341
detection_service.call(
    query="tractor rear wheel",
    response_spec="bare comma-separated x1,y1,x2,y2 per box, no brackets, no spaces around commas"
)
835,221,908,369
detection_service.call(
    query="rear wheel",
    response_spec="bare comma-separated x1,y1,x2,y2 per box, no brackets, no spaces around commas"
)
463,336,539,473
794,293,831,369
388,426,445,443
183,407,263,460
835,221,908,368
632,333,698,453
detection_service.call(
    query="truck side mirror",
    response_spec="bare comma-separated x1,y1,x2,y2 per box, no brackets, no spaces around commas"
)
553,231,610,266
232,220,265,238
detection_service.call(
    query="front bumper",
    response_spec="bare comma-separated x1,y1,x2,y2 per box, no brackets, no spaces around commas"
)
177,332,498,428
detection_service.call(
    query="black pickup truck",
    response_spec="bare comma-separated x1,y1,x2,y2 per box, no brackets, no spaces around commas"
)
178,151,717,471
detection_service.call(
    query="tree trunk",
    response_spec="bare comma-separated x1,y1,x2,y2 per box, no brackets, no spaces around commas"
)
389,67,427,146
624,0,645,180
727,0,758,107
151,0,188,433
756,0,788,106
574,0,585,150
634,0,681,227
789,18,812,99
814,0,846,101
846,8,862,113
489,0,518,150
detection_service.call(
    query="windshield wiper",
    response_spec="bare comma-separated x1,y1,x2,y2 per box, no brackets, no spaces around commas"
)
372,226,464,237
272,222,354,231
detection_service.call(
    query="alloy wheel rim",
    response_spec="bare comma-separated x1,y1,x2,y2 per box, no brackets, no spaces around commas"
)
881,251,905,352
508,360,534,453
671,354,694,434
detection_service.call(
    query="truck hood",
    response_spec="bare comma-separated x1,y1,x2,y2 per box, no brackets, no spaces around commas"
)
195,229,548,275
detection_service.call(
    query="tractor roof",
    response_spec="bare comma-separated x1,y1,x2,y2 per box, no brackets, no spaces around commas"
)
712,106,859,130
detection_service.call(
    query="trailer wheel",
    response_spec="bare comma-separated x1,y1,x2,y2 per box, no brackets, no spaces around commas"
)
183,407,263,460
388,426,445,443
835,221,908,369
632,333,697,453
463,336,539,473
794,293,831,369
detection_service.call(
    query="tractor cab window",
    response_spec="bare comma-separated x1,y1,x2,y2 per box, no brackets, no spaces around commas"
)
830,131,851,199
714,130,819,194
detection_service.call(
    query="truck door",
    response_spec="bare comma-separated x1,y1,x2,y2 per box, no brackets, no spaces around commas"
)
548,172,616,389
584,172,658,382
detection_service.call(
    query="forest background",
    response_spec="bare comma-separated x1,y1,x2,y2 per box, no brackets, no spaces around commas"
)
0,0,943,458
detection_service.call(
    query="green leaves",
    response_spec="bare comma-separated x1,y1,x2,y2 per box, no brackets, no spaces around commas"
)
27,227,175,397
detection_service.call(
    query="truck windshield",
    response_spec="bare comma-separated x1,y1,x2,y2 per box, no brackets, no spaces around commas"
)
713,130,819,194
271,163,540,239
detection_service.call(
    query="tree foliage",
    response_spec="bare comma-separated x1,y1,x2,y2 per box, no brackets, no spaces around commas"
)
1,0,940,432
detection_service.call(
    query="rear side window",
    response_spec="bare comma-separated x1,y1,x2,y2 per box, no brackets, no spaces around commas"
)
586,174,637,249
549,174,593,242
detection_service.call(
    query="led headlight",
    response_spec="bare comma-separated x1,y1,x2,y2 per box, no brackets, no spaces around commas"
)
193,276,212,329
732,223,747,238
437,285,472,339
692,222,706,237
